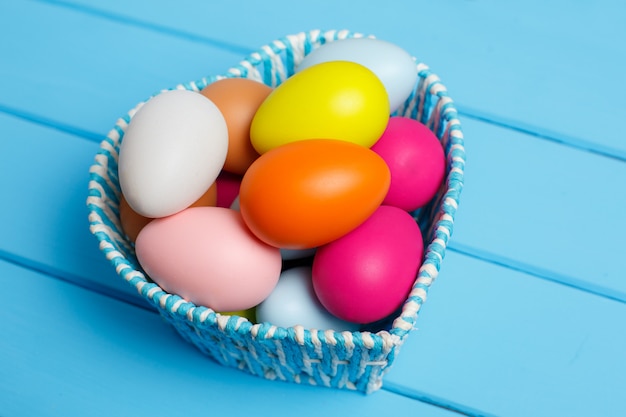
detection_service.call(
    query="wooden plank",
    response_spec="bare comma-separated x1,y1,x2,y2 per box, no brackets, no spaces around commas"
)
383,251,626,417
0,0,243,137
1,113,144,305
450,117,626,300
41,0,626,158
0,259,456,417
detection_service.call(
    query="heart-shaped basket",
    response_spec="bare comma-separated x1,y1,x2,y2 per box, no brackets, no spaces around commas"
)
87,29,465,394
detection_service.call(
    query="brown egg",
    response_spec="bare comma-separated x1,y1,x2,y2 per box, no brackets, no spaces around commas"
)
201,78,272,175
120,182,218,242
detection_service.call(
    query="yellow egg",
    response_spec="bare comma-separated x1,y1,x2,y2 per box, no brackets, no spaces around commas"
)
250,61,390,154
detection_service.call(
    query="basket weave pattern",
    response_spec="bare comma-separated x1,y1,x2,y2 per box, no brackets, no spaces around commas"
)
87,29,465,394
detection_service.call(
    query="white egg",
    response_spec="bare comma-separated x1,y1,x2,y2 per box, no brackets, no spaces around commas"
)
256,266,359,332
119,89,228,218
297,37,417,113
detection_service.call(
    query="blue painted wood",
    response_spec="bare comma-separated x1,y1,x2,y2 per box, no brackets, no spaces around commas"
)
450,117,626,301
0,260,455,417
0,113,145,306
42,0,626,158
384,251,626,417
0,1,243,136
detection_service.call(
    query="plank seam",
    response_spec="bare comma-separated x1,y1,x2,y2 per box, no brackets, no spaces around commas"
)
448,242,626,304
457,105,626,163
31,0,252,56
382,381,500,417
0,102,103,142
0,248,154,312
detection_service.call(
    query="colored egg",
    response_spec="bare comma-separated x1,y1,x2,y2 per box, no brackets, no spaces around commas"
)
230,196,316,261
135,207,282,312
215,171,242,208
280,247,316,261
200,78,272,175
217,308,257,323
257,266,359,331
239,139,391,249
312,205,424,324
249,61,389,154
371,117,446,211
119,182,218,242
297,37,418,112
118,89,228,218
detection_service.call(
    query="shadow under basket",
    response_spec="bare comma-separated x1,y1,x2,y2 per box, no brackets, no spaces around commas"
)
86,29,466,394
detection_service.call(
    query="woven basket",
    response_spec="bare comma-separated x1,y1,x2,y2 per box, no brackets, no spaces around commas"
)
87,29,465,394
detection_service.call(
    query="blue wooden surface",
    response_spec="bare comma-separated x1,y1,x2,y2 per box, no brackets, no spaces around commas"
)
1,1,625,416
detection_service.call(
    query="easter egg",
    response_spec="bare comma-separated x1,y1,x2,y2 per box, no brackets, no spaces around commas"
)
280,248,316,261
297,37,418,113
215,171,242,208
218,308,257,323
239,139,391,249
312,205,424,324
118,89,228,218
135,207,282,312
119,181,218,242
229,196,316,261
200,78,272,175
249,61,389,154
371,117,446,211
257,266,359,331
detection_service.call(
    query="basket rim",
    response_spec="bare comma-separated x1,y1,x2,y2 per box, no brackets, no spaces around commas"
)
86,28,465,353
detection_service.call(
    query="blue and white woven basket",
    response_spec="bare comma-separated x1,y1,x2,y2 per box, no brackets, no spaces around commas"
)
87,29,465,394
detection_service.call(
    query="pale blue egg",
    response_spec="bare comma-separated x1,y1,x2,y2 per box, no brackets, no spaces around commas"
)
256,266,359,331
296,37,417,113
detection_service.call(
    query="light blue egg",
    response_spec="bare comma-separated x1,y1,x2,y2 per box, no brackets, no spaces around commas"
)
256,266,359,332
297,37,417,113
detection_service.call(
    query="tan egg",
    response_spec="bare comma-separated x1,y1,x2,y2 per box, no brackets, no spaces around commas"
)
201,78,272,175
120,181,218,242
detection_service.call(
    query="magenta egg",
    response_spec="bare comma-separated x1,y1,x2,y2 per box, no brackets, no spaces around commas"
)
312,205,424,324
371,116,446,211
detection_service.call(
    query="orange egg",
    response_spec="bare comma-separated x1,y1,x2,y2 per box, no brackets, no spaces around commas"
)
200,78,272,175
239,139,390,249
120,182,218,242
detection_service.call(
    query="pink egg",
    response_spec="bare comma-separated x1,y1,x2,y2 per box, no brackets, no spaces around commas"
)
312,205,424,324
371,116,445,211
135,206,282,312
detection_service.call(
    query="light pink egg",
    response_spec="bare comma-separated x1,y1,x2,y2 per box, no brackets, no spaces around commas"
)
135,206,282,312
371,116,445,211
312,205,424,324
